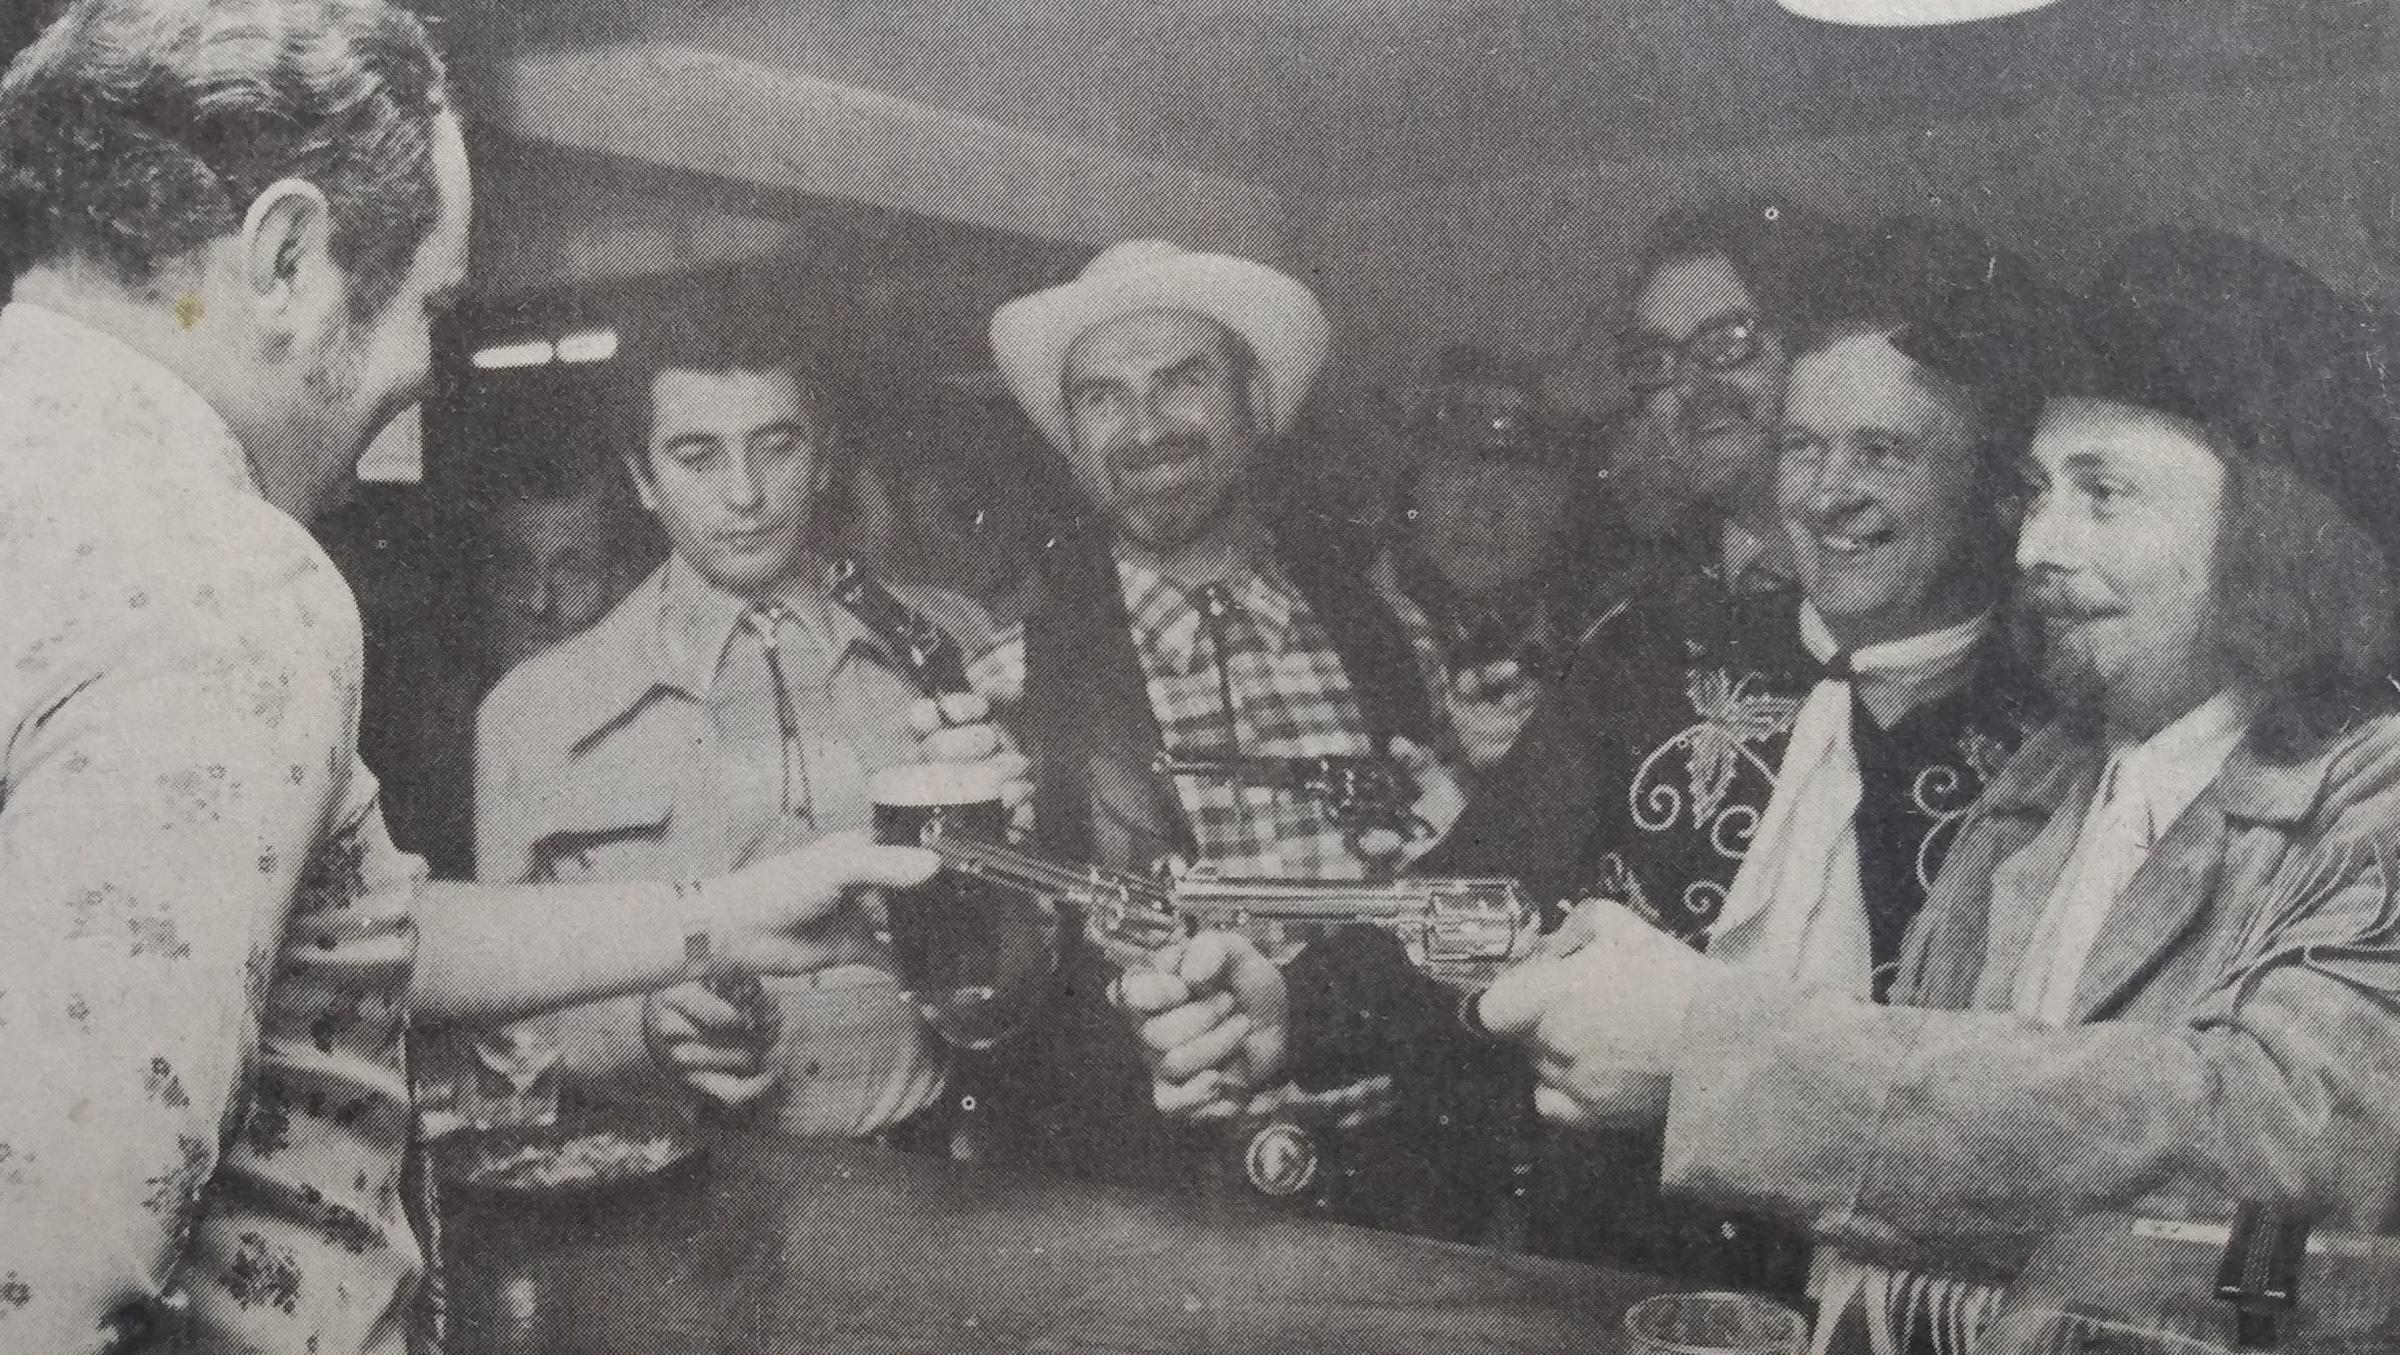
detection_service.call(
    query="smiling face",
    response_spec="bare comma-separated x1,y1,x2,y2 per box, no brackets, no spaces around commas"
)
632,366,831,598
1060,309,1269,550
1776,332,1996,650
1611,253,1790,535
2016,397,2230,735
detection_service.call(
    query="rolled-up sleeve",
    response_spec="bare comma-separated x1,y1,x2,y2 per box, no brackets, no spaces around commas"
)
0,561,348,1351
1660,852,2400,1279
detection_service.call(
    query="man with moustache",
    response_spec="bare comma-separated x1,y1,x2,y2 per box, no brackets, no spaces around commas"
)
969,240,1451,883
0,4,942,1352
958,241,1506,1232
476,321,996,1140
1435,198,1862,908
1125,232,2055,1285
1477,227,2400,1355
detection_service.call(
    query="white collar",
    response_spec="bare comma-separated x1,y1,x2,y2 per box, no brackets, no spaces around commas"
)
2100,689,2253,827
1799,603,1992,730
1,301,259,499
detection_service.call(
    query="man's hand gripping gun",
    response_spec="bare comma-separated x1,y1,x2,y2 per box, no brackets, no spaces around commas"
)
914,822,1536,991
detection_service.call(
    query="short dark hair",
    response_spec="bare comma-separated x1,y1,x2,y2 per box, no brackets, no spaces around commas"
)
617,310,855,473
0,0,450,319
1634,194,1861,331
2206,448,2398,750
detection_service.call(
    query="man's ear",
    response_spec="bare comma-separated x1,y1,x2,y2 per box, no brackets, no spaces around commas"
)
239,177,337,331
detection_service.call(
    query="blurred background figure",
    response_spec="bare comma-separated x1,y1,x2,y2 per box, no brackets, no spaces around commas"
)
477,458,661,675
1376,345,1579,772
350,449,661,879
841,386,1077,627
1396,345,1575,617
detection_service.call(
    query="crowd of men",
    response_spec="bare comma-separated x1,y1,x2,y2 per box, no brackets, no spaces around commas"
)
3,3,2400,1355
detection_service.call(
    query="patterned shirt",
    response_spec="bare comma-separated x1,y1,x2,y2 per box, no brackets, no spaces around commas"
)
0,303,425,1355
969,551,1379,879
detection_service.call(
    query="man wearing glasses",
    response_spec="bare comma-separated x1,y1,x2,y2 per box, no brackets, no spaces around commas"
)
1437,200,1863,911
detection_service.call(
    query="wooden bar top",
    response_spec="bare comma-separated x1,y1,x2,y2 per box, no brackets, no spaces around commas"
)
441,1131,1673,1354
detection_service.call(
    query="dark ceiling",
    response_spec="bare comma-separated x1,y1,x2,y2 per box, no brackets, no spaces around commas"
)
441,0,2397,201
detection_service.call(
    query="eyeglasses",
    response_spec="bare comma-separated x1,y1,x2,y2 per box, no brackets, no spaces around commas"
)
1615,313,1766,395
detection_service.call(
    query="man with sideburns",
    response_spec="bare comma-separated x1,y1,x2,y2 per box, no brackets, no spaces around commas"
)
1476,227,2400,1353
475,319,997,1141
0,5,945,1351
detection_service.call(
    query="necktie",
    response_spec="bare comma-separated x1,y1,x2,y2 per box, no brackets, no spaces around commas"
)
1193,581,1246,756
1709,607,1988,995
715,605,814,866
1710,657,1870,992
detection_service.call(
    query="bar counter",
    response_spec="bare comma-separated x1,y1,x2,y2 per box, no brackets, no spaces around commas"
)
439,1130,1677,1354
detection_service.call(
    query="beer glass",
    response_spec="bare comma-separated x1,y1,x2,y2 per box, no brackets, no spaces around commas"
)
1624,1291,1810,1355
870,763,1058,1050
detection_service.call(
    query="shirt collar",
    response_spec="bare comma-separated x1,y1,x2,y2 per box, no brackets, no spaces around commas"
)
1800,602,1994,730
2099,689,2253,831
0,302,260,500
1113,546,1300,676
652,550,896,698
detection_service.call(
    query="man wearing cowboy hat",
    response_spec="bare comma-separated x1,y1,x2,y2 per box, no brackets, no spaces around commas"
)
1372,345,1577,776
948,240,1512,1233
1474,227,2400,1354
1128,224,2056,1285
1430,197,1867,911
969,238,1459,882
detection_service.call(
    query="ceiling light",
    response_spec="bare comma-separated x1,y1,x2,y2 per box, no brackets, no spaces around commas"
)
1778,0,2060,26
470,338,555,370
555,327,620,365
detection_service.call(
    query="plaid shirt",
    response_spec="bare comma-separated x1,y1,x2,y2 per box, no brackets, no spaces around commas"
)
969,551,1379,879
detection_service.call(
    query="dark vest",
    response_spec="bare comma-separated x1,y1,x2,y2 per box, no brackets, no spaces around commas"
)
1519,562,2043,1288
1016,514,1432,871
964,508,1444,1210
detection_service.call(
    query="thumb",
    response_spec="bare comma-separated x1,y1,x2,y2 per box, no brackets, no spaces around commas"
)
1386,734,1437,776
1473,958,1572,1038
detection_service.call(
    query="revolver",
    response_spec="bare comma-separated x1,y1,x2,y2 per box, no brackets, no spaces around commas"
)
1151,751,1430,856
918,824,1534,991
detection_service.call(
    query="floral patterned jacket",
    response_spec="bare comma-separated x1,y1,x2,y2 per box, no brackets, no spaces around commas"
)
0,303,424,1355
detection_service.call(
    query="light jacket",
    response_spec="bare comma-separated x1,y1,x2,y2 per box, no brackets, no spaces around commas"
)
1662,708,2400,1283
474,558,992,1139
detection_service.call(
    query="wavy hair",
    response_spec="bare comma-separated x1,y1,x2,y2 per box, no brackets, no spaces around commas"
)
0,0,448,318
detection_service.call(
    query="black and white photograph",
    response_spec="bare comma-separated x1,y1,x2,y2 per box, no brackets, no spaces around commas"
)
2,1,2398,1352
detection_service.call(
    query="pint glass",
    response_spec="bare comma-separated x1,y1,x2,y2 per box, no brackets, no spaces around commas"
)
870,763,1057,1049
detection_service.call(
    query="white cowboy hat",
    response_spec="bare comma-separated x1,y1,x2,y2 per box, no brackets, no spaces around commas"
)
991,240,1330,453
